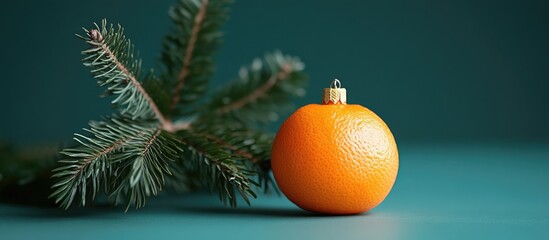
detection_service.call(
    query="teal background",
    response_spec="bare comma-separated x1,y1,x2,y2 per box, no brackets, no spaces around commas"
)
1,0,548,144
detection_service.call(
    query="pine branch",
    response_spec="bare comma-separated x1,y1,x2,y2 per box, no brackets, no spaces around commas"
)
78,20,173,130
190,121,278,193
163,158,195,193
203,51,307,124
50,116,181,210
50,117,135,209
42,1,309,211
161,0,230,117
170,0,209,110
177,130,258,207
0,143,58,206
109,126,182,210
216,66,290,114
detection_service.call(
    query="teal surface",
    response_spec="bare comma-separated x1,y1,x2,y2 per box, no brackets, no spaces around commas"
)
1,144,548,240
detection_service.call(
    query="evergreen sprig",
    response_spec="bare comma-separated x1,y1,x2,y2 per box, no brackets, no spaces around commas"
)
204,51,307,124
177,130,257,207
48,0,308,210
77,20,161,122
51,116,181,210
189,120,277,193
0,143,57,192
161,0,231,117
0,143,57,206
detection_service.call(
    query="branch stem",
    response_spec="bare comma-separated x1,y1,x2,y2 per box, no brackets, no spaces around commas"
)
169,0,209,113
199,132,260,164
96,35,172,132
70,137,125,180
142,130,162,155
217,64,293,114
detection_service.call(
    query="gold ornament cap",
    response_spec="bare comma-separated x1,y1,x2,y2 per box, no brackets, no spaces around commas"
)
322,79,347,104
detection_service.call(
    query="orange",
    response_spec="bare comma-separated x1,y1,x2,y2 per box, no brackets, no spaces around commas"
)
271,83,399,215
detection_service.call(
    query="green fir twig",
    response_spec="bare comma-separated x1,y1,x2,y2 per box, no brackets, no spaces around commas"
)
44,0,308,210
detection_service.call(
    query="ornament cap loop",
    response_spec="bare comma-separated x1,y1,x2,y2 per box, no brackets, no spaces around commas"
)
323,79,347,105
330,79,342,89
